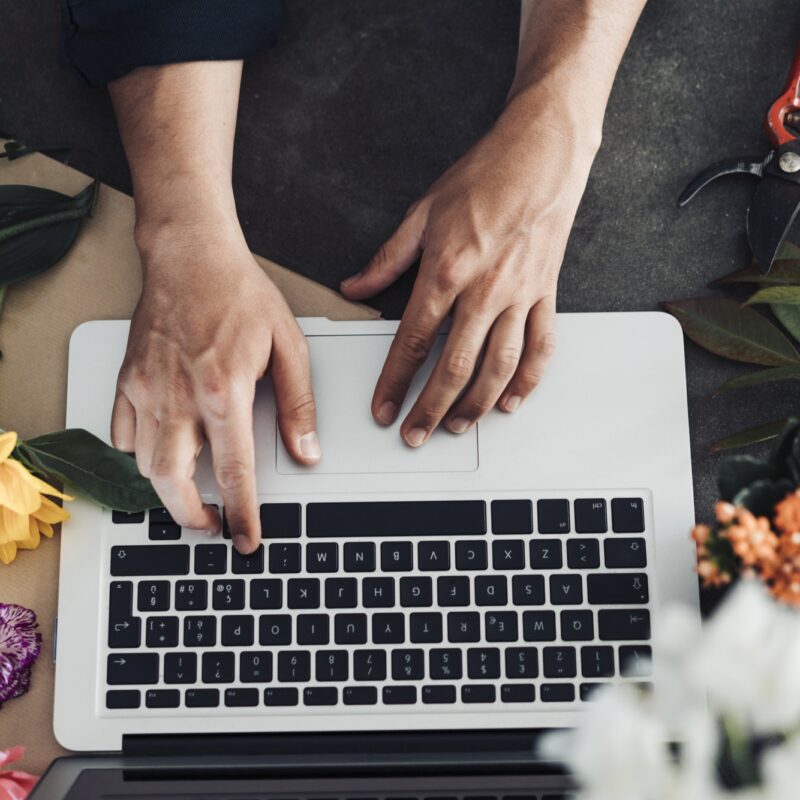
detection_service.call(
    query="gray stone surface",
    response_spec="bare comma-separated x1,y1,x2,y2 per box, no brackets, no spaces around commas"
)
1,0,799,545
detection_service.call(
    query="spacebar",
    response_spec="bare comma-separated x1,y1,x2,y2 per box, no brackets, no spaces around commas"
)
306,501,487,537
110,545,190,576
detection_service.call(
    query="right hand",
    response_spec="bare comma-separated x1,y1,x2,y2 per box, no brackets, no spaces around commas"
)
111,220,320,554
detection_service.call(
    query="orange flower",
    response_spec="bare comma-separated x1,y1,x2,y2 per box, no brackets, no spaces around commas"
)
774,490,800,536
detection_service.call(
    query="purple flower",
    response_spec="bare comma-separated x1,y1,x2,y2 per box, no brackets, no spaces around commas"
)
0,604,41,707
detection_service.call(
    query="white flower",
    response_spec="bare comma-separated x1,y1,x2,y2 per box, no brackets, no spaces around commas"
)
760,733,800,800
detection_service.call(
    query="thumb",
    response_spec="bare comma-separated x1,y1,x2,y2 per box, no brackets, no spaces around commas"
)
340,205,425,300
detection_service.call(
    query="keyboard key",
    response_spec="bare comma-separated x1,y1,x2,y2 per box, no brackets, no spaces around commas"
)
423,685,456,704
225,688,259,707
108,582,140,649
307,500,486,537
537,500,570,534
567,539,601,569
186,688,219,707
231,545,264,575
381,541,413,572
383,685,417,704
260,503,301,538
202,652,235,683
418,541,450,571
598,609,650,640
392,649,424,680
530,539,562,569
429,648,462,680
611,498,645,533
485,611,518,642
587,573,648,604
400,576,433,607
316,650,349,681
221,615,254,646
373,613,405,644
438,576,470,606
305,687,338,706
467,648,500,679
106,689,140,708
574,499,607,534
410,612,443,643
325,578,358,608
146,616,179,648
461,684,495,703
447,612,480,643
288,578,320,609
297,614,330,645
278,651,311,682
581,646,615,678
184,616,216,647
491,500,533,535
164,653,197,684
522,610,557,641
175,580,207,611
107,653,159,685
307,542,338,573
456,540,487,570
269,543,301,574
259,615,292,646
264,687,298,706
149,522,181,541
111,545,189,577
549,574,583,605
335,613,368,644
344,542,375,572
604,538,647,568
580,682,606,701
240,651,273,682
475,575,508,606
560,610,594,641
492,540,525,570
540,683,575,702
363,577,395,608
195,544,227,575
543,646,577,678
619,645,652,677
146,689,179,708
109,580,133,618
505,647,538,678
353,649,386,681
250,579,282,610
112,510,144,524
501,684,535,703
344,686,378,705
512,575,545,605
212,580,245,610
149,507,174,524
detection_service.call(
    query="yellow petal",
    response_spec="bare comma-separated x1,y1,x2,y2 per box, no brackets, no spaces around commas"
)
33,495,70,524
37,520,54,538
0,540,18,565
16,519,40,551
1,505,33,542
0,462,41,514
0,431,17,463
7,459,73,501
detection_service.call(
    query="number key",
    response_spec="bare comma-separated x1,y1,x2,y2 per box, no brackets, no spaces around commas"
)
175,580,207,611
137,581,169,612
212,580,245,610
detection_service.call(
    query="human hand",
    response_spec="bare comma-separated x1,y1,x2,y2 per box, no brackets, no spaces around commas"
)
111,221,320,553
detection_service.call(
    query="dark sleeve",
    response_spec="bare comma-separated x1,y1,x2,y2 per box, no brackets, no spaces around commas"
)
60,0,286,86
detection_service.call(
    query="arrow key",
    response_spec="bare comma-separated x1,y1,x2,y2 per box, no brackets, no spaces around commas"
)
107,653,159,685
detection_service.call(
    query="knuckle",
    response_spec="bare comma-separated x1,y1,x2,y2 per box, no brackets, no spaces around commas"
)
490,345,522,377
214,457,252,492
443,348,476,382
534,331,558,360
468,396,497,416
285,391,317,422
519,367,544,390
398,331,433,366
432,261,460,295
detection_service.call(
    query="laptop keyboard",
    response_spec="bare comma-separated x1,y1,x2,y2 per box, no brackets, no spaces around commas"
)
102,493,653,714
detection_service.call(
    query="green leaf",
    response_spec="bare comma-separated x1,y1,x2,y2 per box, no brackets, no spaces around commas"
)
718,455,781,501
710,418,792,452
662,298,800,366
745,286,800,306
14,428,159,512
768,418,800,472
777,241,800,261
733,478,795,517
0,180,98,285
771,303,800,343
714,365,800,395
712,260,800,287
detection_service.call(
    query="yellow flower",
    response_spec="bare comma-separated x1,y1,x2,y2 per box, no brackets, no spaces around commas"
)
0,431,72,565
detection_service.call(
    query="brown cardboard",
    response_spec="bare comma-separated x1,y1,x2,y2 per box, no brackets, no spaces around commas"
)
0,146,379,775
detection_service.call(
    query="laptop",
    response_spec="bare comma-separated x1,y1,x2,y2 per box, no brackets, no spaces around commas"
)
36,312,699,797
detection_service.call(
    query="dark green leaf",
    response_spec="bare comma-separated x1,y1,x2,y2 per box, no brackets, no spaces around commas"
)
745,286,800,306
768,417,800,471
772,303,800,343
733,478,795,517
14,428,159,512
662,298,800,366
710,418,792,452
713,365,800,395
718,455,781,501
712,260,800,287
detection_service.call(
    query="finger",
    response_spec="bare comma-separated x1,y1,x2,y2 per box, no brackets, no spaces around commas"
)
500,296,557,411
133,409,158,478
445,306,526,432
340,206,425,300
401,302,494,447
149,418,221,531
202,385,260,555
111,391,136,452
271,327,321,464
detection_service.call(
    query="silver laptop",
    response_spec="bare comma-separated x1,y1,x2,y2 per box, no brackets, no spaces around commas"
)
52,313,699,758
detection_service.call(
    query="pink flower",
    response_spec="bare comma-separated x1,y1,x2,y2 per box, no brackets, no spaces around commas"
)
0,747,38,800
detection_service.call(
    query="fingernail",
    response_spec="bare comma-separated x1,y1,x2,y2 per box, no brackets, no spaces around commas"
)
405,427,427,447
233,534,253,554
504,395,522,412
377,401,398,425
449,417,471,434
299,431,321,461
341,272,362,289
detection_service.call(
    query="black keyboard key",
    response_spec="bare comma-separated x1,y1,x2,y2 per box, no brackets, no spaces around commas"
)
106,689,140,708
269,543,301,574
363,577,395,608
186,688,219,707
611,498,645,533
146,689,179,708
381,541,413,572
325,578,358,608
316,650,349,681
456,540,487,570
485,611,518,642
288,578,320,609
505,647,538,678
164,653,197,684
175,580,207,611
461,684,495,703
475,576,508,606
307,500,486,537
111,545,189,577
423,685,456,704
567,539,601,569
305,687,338,706
587,573,648,604
112,510,145,524
184,616,216,647
353,649,386,681
344,542,376,572
467,648,500,679
202,652,235,683
107,653,159,685
297,614,330,645
149,522,181,541
561,610,594,641
492,540,525,570
344,685,378,705
307,542,338,573
212,579,245,610
146,616,179,648
447,611,481,643
620,645,652,677
108,618,140,650
225,688,259,707
541,683,575,702
438,576,470,606
149,507,174,524
581,646,615,677
501,684,535,703
574,499,607,534
259,615,292,646
264,687,298,706
543,646,577,678
580,682,605,701
410,612,443,643
335,613,368,644
530,539,562,569
110,581,133,617
430,648,462,680
598,609,650,640
373,613,405,644
549,574,583,604
418,541,450,571
392,648,424,680
260,503,301,538
278,650,311,682
512,575,545,605
195,544,227,575
537,500,570,534
522,610,557,641
250,579,282,610
604,538,647,569
221,615,254,646
231,544,264,575
138,585,174,617
400,576,433,607
491,500,533,535
240,651,273,682
383,685,417,704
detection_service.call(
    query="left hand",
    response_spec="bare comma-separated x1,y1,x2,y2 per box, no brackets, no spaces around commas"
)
340,97,598,446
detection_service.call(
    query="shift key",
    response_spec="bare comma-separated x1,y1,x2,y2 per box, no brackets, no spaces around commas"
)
111,545,190,576
107,653,159,685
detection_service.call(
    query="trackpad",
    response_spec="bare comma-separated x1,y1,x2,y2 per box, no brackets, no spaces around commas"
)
276,334,479,475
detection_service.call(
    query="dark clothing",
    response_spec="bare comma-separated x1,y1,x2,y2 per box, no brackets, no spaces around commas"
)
60,0,286,85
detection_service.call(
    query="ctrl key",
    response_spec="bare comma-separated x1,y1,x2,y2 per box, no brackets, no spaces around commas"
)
107,653,158,685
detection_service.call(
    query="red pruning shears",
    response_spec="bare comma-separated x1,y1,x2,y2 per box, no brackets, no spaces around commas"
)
678,41,800,273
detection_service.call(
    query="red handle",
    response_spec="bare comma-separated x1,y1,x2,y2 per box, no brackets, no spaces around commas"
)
765,40,800,146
